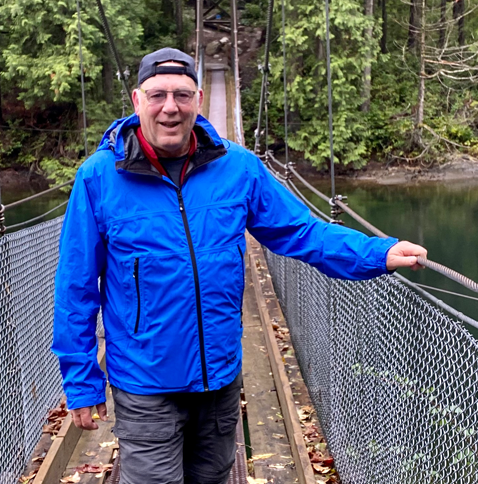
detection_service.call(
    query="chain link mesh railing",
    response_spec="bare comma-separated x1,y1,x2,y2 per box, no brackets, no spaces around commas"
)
264,249,478,484
0,216,64,483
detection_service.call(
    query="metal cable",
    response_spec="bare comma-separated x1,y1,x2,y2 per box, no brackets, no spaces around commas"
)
76,0,89,158
333,198,478,294
288,165,330,204
281,0,289,166
268,152,287,169
413,282,478,302
95,0,133,108
286,180,332,221
324,0,336,200
254,0,274,153
5,200,69,231
4,179,74,210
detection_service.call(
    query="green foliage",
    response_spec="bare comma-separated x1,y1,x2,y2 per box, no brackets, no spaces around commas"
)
0,0,194,183
241,0,478,170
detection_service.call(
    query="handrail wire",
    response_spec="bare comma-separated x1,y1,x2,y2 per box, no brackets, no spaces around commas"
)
333,198,478,294
4,179,74,210
95,0,133,108
254,0,274,153
5,200,69,231
76,0,89,158
261,152,478,300
286,181,332,222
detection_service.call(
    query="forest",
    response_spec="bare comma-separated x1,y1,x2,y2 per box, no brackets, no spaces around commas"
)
0,0,477,183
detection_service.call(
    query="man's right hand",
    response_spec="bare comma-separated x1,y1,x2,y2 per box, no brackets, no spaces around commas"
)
71,403,108,430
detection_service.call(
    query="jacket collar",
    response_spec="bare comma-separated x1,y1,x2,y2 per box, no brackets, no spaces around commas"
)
98,113,227,179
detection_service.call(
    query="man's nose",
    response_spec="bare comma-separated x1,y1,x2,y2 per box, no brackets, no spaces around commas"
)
162,92,179,113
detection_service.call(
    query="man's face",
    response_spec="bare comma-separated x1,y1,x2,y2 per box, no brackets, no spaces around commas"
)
133,63,203,158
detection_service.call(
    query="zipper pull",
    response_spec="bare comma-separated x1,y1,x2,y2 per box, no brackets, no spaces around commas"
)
134,258,138,277
177,190,185,212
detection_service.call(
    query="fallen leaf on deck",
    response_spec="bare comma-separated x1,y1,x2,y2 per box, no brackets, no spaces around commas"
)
272,433,284,439
251,453,276,461
19,472,37,483
75,464,102,473
91,413,100,419
247,477,268,484
85,451,97,457
99,440,116,447
60,472,81,483
269,464,285,469
256,421,265,426
312,464,331,474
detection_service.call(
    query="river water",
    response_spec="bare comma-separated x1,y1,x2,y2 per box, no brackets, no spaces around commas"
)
303,177,478,326
2,176,478,324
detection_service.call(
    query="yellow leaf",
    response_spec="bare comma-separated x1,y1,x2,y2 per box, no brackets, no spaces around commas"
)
60,471,81,483
91,413,100,419
251,453,276,461
99,440,116,448
256,421,265,426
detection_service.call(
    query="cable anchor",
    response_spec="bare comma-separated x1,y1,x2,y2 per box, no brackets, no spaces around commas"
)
284,161,295,180
329,195,347,224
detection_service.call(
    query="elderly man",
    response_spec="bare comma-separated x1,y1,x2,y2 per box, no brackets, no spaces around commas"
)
53,48,426,484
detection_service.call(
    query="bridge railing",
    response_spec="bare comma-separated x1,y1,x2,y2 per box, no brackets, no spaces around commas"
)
0,217,64,484
264,247,478,484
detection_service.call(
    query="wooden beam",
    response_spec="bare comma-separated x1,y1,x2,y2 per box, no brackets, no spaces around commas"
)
246,234,316,484
33,338,107,484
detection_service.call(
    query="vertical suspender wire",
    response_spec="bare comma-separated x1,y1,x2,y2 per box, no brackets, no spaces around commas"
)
324,0,336,200
95,0,133,108
254,0,274,154
76,0,89,158
281,0,289,166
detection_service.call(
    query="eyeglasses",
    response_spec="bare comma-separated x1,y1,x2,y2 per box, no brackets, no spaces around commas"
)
139,88,197,106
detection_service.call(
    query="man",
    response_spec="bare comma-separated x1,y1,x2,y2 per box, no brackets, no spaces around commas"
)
53,48,426,484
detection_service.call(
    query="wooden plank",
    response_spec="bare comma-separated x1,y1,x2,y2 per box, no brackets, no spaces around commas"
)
246,234,316,484
242,256,298,484
33,338,107,484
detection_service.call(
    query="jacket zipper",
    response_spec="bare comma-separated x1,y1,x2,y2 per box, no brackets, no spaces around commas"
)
177,189,209,391
133,258,141,333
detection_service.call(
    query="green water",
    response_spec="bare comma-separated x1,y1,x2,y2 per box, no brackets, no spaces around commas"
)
303,177,478,324
3,178,478,322
1,188,68,231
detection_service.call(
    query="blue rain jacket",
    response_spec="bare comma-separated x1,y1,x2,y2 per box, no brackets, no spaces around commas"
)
53,113,398,410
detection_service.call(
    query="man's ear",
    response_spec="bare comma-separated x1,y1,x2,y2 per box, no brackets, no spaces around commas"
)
197,89,204,114
132,89,141,116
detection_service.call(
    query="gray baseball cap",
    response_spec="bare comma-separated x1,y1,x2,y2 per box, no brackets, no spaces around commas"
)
137,48,198,86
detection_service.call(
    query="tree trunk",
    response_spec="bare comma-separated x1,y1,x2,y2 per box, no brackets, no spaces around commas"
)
453,0,465,47
438,0,447,49
0,76,4,126
408,0,418,50
102,51,113,105
176,0,184,50
415,0,426,128
381,0,387,53
361,0,373,112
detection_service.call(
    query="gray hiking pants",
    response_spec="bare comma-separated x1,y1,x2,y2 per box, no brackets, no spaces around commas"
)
111,373,242,484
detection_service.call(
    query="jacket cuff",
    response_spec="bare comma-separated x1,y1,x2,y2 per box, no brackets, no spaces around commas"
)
66,389,107,411
383,238,399,273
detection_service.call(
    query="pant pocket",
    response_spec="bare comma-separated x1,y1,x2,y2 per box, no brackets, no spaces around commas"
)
114,419,175,442
216,408,239,436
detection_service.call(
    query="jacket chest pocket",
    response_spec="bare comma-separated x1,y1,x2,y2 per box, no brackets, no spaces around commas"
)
122,257,143,334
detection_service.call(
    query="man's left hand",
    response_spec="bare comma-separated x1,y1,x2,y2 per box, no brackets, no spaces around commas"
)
386,241,427,271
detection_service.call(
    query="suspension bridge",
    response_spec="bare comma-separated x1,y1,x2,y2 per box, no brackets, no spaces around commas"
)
1,1,478,484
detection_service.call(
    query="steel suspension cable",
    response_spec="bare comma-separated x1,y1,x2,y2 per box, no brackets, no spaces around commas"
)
95,0,133,108
281,0,289,165
254,0,274,153
76,0,89,158
324,0,336,200
5,200,69,231
4,179,74,210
